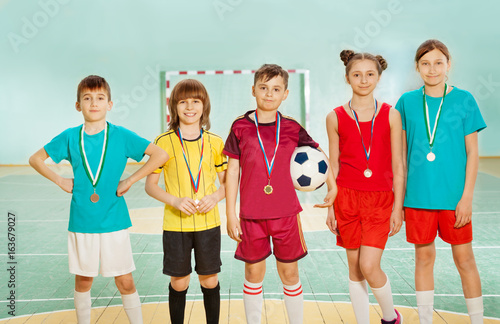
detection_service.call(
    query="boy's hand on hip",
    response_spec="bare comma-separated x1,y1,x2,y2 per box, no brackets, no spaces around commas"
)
58,177,74,193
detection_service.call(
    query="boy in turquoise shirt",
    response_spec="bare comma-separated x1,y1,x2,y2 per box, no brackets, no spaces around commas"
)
29,75,168,324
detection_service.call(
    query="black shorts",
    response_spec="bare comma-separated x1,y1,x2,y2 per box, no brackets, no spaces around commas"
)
163,226,222,277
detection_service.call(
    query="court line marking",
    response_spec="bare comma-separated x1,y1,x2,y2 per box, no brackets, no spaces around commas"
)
1,293,499,304
2,245,499,257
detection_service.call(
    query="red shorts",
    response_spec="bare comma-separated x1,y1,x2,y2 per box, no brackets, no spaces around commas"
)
334,185,394,250
235,215,308,263
404,207,473,245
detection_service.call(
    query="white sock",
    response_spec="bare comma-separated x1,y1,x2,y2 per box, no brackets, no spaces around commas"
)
416,290,434,324
243,279,263,324
121,291,143,324
465,296,483,324
371,275,397,321
349,278,369,324
283,281,304,324
74,290,91,324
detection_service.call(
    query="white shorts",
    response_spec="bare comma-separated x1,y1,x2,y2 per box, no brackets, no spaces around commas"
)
68,229,136,277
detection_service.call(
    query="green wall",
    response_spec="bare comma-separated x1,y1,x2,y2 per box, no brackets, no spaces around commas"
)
1,0,499,164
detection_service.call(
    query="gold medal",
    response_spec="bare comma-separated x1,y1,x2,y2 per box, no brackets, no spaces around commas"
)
264,185,273,195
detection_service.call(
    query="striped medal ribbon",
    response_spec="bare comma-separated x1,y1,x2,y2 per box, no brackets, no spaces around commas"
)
79,122,109,203
423,84,447,162
254,111,280,194
177,128,204,203
349,99,377,178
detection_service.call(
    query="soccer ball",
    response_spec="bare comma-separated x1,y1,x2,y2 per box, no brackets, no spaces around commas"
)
290,146,329,192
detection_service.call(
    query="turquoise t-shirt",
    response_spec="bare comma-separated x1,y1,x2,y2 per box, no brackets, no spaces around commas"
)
396,86,486,210
44,123,150,233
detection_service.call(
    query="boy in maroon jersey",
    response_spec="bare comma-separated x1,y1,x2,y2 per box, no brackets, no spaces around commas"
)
224,64,336,324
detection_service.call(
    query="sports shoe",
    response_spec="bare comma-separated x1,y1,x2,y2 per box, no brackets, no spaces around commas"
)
381,309,403,324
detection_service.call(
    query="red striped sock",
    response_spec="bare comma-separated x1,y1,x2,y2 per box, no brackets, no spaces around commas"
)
243,280,263,323
283,281,303,324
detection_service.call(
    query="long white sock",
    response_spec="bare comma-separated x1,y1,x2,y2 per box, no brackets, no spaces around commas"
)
283,281,304,324
465,296,483,324
74,290,91,324
371,275,397,321
243,279,263,324
121,291,143,324
416,290,434,324
349,278,369,324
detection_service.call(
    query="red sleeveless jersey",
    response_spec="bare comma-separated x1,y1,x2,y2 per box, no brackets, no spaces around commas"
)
334,102,393,191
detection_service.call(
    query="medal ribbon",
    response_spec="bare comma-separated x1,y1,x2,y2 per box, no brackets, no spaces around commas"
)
79,122,109,188
177,128,204,193
423,84,447,149
254,111,280,181
348,99,377,163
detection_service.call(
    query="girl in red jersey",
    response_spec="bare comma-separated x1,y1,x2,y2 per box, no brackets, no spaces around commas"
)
325,50,404,324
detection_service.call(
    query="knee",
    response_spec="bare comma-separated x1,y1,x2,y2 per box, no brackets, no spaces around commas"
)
75,275,93,292
453,252,478,274
245,266,265,283
199,275,218,289
278,267,299,285
171,276,190,291
359,260,378,279
415,248,436,267
115,275,136,294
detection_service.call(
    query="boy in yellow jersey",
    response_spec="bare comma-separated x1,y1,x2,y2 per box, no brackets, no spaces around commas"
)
145,79,227,324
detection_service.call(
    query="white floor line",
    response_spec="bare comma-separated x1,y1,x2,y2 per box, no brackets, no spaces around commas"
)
3,245,499,257
1,293,499,304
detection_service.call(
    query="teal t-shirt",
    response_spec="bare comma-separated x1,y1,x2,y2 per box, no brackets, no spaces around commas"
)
396,86,486,210
44,123,150,233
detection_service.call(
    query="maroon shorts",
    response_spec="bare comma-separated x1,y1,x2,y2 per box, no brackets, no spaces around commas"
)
235,215,307,263
334,185,394,249
404,207,473,245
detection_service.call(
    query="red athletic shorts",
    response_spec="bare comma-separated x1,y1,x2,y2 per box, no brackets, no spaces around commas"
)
334,185,394,249
235,215,308,263
404,207,473,245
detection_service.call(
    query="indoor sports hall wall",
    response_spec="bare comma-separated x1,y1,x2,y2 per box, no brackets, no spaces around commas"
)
1,0,499,164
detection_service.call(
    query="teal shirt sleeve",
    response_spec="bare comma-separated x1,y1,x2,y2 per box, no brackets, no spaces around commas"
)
463,92,487,135
44,128,72,164
395,95,406,131
121,127,151,162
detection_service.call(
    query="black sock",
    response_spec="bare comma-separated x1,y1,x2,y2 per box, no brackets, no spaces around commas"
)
169,283,187,324
201,282,220,324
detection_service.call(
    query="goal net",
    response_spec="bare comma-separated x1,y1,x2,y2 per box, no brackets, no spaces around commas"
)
160,69,310,137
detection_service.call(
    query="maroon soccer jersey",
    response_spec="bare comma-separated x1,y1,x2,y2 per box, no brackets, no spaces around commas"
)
224,110,319,219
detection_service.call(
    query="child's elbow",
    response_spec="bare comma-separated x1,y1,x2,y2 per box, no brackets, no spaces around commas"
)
28,154,38,168
160,150,169,163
